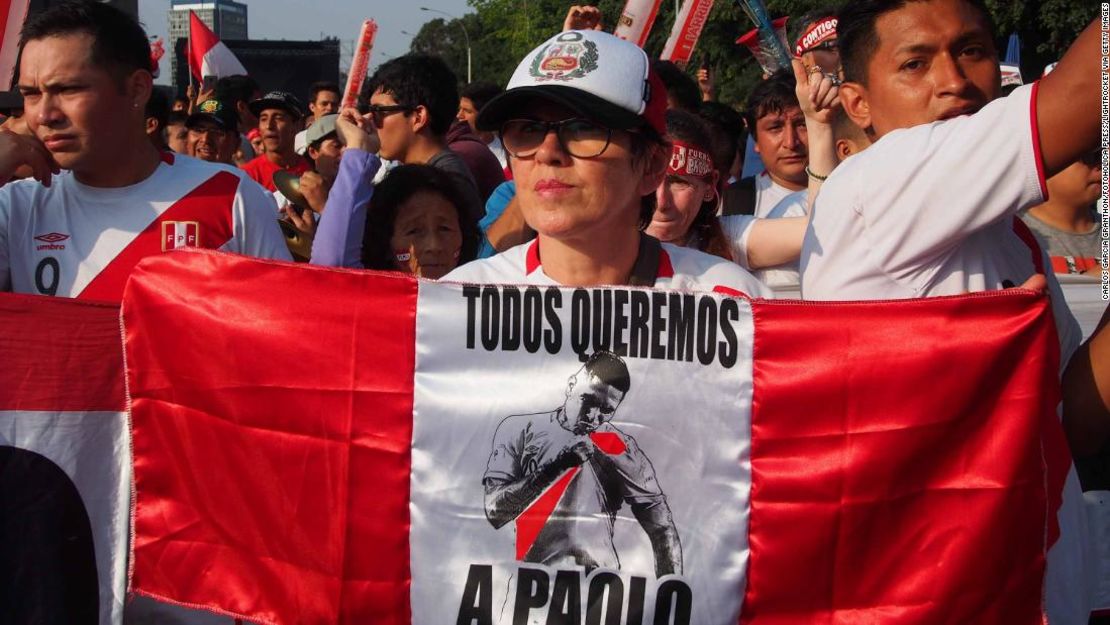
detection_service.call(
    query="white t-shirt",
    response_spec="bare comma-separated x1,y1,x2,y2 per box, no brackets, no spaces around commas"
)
0,153,291,301
754,171,801,218
721,190,807,288
799,82,1089,625
444,238,772,298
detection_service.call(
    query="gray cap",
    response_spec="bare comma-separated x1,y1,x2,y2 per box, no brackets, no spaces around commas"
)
304,114,338,149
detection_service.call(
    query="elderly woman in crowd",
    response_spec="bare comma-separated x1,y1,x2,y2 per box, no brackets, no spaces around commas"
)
361,164,479,278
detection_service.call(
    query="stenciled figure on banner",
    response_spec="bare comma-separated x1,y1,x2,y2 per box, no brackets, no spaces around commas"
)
483,351,683,577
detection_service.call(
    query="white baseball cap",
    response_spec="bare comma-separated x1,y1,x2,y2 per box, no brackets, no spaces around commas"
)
476,30,667,136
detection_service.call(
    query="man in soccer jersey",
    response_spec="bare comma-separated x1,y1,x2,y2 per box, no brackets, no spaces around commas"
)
798,2,1100,621
483,351,682,577
0,1,289,302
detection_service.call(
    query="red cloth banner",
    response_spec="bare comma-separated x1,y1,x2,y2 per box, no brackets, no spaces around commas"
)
115,250,1064,625
742,295,1065,625
0,293,130,625
124,251,416,623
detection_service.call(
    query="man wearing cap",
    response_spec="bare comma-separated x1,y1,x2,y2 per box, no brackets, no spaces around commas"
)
442,30,768,296
281,114,342,228
186,98,239,165
241,91,311,192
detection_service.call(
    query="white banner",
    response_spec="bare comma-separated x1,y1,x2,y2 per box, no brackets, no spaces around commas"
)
410,284,754,623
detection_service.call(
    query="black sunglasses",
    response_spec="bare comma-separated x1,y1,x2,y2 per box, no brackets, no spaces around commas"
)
367,104,415,127
499,118,614,159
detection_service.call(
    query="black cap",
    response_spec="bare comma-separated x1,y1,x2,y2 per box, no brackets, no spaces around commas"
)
186,98,239,132
248,91,304,120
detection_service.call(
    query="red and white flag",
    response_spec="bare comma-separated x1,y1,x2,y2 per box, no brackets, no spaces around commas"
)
613,0,662,48
0,0,29,88
107,250,1075,625
660,0,714,66
187,10,246,81
0,294,129,625
150,36,165,79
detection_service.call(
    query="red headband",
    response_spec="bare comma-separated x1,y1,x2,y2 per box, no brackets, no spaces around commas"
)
795,17,837,56
668,141,715,178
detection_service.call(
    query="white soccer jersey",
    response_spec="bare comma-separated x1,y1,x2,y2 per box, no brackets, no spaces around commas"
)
722,190,807,288
753,171,800,218
444,238,772,298
799,82,1089,624
0,153,291,301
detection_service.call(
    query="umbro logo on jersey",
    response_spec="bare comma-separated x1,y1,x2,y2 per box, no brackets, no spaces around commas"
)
162,221,200,251
35,232,69,250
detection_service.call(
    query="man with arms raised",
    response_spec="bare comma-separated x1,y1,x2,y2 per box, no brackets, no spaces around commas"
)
799,1,1099,621
0,1,289,302
444,29,767,297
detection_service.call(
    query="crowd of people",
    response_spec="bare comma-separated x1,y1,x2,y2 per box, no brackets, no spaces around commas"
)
0,0,1106,622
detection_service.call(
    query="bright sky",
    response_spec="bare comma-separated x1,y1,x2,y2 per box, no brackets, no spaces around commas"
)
138,0,474,84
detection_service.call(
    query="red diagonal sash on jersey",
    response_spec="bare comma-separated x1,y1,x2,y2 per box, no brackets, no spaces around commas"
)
77,171,238,301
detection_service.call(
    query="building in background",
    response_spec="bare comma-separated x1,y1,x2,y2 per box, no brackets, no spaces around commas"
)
168,0,248,88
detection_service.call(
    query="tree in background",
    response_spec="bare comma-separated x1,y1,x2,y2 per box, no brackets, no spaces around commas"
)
410,0,1097,112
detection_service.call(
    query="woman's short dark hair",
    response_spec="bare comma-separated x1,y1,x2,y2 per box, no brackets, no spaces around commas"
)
628,130,667,231
361,164,480,272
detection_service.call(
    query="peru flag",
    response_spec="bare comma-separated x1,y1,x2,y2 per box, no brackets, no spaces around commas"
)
187,10,246,82
114,250,1078,625
0,294,130,625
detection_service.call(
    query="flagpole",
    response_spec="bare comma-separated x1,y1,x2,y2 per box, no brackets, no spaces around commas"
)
186,11,195,93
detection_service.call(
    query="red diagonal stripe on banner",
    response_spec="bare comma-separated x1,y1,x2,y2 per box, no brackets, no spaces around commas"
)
78,170,237,302
742,291,1060,625
514,432,627,559
516,467,580,560
125,250,416,625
